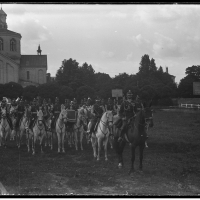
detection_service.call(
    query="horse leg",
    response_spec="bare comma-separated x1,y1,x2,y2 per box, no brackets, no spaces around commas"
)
74,130,78,151
104,137,109,161
62,131,65,153
27,131,30,152
114,137,126,168
40,136,44,154
50,131,53,150
97,137,102,161
32,133,36,155
91,134,97,158
57,132,61,153
129,144,136,174
80,129,83,151
139,143,145,171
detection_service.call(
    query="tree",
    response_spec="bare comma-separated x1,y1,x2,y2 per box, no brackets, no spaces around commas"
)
56,58,80,85
3,82,23,99
79,62,96,88
37,82,60,101
76,85,96,102
149,58,157,73
23,85,38,101
178,65,200,98
138,54,151,75
59,86,74,102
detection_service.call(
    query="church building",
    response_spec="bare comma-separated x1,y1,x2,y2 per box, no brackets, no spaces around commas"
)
0,7,47,87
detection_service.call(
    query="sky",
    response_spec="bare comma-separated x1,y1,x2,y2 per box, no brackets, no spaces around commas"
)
2,3,200,84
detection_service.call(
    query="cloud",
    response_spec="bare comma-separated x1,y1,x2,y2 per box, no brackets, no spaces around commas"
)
152,32,182,58
101,51,115,59
132,34,150,46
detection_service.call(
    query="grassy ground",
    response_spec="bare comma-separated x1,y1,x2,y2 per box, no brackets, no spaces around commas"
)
0,110,200,196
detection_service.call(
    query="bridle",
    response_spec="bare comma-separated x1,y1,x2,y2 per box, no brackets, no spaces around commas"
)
98,111,113,135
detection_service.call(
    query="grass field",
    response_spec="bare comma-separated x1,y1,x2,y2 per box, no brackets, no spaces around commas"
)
0,109,200,196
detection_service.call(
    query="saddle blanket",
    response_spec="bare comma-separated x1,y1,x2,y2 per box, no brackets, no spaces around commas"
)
67,110,77,122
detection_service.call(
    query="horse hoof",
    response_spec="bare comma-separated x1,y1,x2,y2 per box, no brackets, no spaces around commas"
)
118,163,123,168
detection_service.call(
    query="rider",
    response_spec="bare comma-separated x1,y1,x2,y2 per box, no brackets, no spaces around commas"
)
51,97,61,129
100,99,106,113
16,98,25,129
106,98,114,112
114,90,136,142
29,98,38,131
64,99,70,110
87,98,104,140
0,97,13,131
73,98,78,111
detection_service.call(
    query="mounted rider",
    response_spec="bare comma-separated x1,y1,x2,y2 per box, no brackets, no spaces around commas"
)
0,97,13,130
64,99,70,110
100,99,106,113
16,98,25,129
114,90,137,142
51,97,61,129
29,98,38,131
72,98,78,111
87,97,104,140
106,98,114,112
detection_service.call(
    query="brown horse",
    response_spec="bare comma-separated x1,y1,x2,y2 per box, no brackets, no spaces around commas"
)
113,102,153,174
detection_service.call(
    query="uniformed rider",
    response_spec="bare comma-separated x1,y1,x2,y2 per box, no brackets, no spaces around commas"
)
0,97,13,131
115,90,136,142
29,98,38,131
106,98,114,112
88,98,104,140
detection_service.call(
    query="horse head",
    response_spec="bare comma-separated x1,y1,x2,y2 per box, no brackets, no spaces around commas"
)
10,105,18,115
59,105,67,123
37,110,44,126
105,111,113,128
141,102,154,128
78,108,88,130
1,108,7,119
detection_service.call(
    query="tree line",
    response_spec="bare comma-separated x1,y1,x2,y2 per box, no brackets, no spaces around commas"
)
0,54,183,106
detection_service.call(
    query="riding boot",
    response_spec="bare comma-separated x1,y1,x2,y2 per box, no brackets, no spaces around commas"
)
118,121,127,142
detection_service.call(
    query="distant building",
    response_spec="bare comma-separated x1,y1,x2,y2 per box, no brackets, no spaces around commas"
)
165,67,175,83
0,7,47,87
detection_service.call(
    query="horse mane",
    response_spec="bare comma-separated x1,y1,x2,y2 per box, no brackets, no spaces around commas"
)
133,109,146,133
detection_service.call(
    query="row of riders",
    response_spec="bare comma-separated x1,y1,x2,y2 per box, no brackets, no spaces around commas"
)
0,91,153,173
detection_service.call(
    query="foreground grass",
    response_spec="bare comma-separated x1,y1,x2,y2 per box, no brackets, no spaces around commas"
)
0,110,200,196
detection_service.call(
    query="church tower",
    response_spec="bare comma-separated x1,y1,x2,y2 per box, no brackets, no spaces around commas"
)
0,6,8,29
0,6,21,64
37,44,42,55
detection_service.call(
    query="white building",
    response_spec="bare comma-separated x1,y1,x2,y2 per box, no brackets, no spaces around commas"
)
0,7,47,87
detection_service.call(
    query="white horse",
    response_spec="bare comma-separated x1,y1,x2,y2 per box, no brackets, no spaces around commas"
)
9,105,18,141
56,105,67,153
18,107,31,151
32,110,46,155
73,108,88,151
44,112,54,150
0,108,12,147
91,111,113,161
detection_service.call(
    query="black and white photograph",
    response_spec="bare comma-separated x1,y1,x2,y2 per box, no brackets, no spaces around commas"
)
0,2,200,196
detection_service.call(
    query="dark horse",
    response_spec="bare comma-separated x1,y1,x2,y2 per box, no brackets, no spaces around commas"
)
113,102,153,174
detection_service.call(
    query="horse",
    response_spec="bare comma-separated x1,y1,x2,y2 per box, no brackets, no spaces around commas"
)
17,106,31,151
44,110,54,150
91,111,113,161
9,105,18,141
73,108,88,151
56,105,68,153
113,102,153,174
0,108,12,147
32,110,46,155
